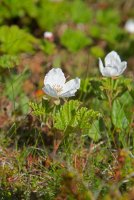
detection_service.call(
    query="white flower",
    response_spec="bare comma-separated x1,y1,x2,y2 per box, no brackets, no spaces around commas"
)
99,51,127,77
44,31,54,41
43,68,80,98
124,19,134,34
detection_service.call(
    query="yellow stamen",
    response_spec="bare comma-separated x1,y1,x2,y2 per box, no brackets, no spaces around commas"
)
52,84,63,94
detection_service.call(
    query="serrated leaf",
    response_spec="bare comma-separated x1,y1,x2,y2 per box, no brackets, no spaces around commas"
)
29,102,45,116
0,55,19,68
0,25,37,54
74,107,100,132
54,100,100,134
54,100,81,131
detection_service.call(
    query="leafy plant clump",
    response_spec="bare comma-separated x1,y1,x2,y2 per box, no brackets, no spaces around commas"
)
0,25,38,54
61,29,92,53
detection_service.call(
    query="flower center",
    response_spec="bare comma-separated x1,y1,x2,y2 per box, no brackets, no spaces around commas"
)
52,84,63,94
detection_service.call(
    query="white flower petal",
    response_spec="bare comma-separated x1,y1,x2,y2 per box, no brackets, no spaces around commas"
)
60,90,77,98
117,61,127,76
60,78,80,97
42,84,57,97
44,68,66,87
44,31,53,38
62,78,80,92
99,51,127,77
43,68,81,98
105,51,121,68
125,19,134,33
102,67,118,77
99,58,105,75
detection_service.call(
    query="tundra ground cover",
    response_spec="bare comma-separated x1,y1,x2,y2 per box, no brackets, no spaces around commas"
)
0,0,134,199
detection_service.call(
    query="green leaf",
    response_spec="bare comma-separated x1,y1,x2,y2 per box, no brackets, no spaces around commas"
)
61,29,92,53
54,100,100,135
90,46,105,58
96,9,121,26
0,25,37,54
119,91,133,107
0,55,19,68
87,120,102,142
89,25,102,38
74,107,100,134
118,91,134,123
4,0,38,18
29,102,45,116
54,100,81,131
112,99,129,129
41,40,56,55
0,4,11,24
102,25,123,45
89,78,106,100
80,78,91,93
37,0,69,30
70,0,93,23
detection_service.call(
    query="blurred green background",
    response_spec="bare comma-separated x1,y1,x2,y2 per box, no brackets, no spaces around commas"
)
0,0,133,63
